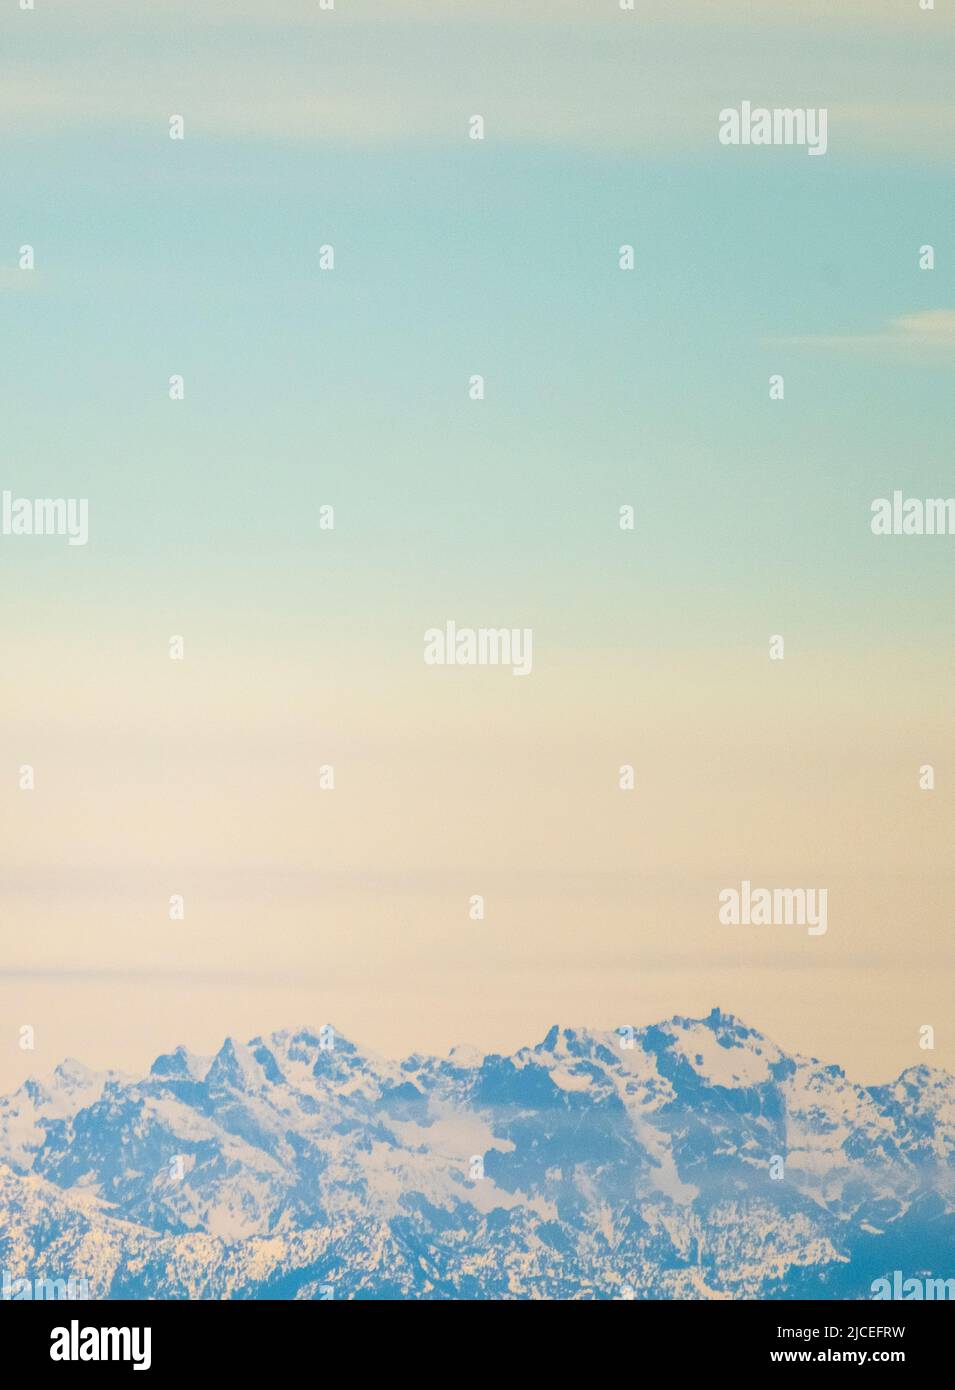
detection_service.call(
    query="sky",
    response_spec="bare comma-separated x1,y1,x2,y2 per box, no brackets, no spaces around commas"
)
0,0,953,1089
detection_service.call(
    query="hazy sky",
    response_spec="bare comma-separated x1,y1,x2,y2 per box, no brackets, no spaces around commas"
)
1,0,953,1089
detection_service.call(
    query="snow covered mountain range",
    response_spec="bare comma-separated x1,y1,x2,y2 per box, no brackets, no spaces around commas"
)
1,1009,952,1299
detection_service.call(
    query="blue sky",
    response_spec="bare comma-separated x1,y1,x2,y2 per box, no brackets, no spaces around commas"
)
0,0,953,1087
2,133,952,642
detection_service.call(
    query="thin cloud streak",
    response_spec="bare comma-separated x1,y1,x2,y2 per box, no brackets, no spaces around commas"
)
772,309,955,358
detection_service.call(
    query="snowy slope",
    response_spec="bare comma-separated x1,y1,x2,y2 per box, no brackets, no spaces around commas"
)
0,1010,951,1300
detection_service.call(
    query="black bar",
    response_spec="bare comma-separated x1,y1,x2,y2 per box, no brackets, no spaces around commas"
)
4,1298,949,1374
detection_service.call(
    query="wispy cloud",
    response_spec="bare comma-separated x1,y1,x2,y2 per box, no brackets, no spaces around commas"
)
1,2,952,155
0,266,38,293
775,309,955,358
45,0,955,28
893,309,955,340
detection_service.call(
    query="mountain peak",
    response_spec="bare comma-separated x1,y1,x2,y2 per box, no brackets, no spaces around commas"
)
266,1024,354,1058
150,1044,207,1081
205,1036,274,1092
52,1059,94,1088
